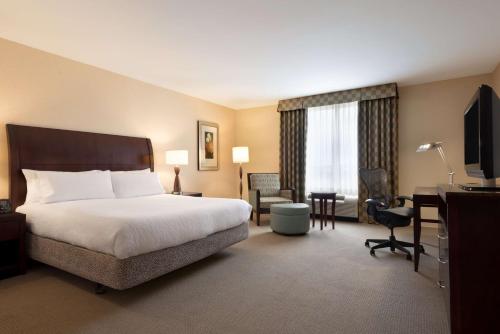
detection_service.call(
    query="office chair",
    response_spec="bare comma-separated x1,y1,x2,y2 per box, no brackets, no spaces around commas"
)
359,168,424,260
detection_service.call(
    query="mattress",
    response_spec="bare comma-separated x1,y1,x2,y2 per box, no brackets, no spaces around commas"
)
17,194,252,259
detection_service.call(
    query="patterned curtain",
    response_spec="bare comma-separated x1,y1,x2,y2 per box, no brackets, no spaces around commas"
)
358,97,398,223
280,109,308,203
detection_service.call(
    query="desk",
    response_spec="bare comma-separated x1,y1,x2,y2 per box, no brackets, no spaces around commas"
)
413,186,439,272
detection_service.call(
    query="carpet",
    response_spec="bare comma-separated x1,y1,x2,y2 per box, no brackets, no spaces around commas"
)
0,219,448,334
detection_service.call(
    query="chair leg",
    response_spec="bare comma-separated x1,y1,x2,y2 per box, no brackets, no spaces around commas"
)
256,212,260,226
398,240,415,247
370,241,391,251
365,239,387,247
392,241,412,260
250,210,253,221
366,239,387,244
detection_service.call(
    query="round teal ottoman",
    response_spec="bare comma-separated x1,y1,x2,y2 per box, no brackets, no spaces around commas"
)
270,203,310,235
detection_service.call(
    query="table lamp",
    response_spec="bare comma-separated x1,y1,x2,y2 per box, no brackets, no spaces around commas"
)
416,142,454,185
166,150,189,194
232,147,249,199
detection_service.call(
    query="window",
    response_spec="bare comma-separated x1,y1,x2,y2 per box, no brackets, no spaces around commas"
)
305,101,358,197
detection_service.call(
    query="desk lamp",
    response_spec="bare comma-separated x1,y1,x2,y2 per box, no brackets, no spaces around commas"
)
416,142,454,185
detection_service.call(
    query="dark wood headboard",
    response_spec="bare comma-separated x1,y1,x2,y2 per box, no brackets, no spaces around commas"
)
7,124,154,209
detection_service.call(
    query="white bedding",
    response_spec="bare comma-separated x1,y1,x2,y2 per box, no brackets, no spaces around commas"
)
17,194,251,259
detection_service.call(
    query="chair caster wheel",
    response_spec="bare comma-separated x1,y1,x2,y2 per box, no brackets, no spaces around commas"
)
365,241,369,247
420,245,425,254
370,249,375,256
406,254,412,261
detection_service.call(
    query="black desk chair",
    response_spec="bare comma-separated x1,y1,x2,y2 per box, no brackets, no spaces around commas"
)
359,168,424,260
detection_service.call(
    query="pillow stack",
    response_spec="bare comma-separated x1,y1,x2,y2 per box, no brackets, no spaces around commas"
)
22,168,165,204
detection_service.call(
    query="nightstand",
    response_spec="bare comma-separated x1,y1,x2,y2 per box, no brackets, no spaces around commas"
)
179,192,202,197
0,212,26,279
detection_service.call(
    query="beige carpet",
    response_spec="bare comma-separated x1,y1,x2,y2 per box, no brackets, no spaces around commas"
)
0,218,448,334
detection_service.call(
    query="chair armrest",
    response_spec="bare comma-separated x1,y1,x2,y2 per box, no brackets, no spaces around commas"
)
365,198,386,217
248,189,260,209
279,188,296,202
395,195,413,207
366,199,386,207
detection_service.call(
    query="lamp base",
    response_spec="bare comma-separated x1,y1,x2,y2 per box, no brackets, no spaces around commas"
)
239,164,243,200
173,166,181,194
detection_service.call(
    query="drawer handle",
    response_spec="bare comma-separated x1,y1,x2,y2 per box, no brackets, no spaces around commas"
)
437,257,448,264
437,234,448,240
437,280,446,288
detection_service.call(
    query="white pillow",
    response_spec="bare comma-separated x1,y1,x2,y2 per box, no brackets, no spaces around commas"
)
22,169,42,203
111,171,165,198
112,168,150,173
37,170,115,203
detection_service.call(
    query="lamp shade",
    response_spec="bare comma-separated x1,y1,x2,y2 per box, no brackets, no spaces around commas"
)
232,147,249,163
416,142,442,152
166,150,188,165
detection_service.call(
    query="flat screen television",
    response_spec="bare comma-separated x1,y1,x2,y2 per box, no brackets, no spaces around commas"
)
461,84,500,190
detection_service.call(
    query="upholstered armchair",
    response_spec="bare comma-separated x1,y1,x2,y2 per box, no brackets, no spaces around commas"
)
247,173,296,225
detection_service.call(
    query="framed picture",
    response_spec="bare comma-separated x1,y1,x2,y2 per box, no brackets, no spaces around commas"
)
197,121,219,171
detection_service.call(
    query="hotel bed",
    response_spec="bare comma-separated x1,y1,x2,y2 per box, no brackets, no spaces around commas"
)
7,124,250,290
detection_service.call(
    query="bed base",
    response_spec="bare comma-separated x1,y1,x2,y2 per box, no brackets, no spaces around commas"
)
27,222,248,291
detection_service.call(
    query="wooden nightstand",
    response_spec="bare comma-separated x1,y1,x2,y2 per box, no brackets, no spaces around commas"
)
0,212,26,279
179,192,202,197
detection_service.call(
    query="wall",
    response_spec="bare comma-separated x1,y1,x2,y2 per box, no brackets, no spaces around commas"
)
0,38,238,199
2,35,498,203
235,105,280,199
235,73,496,205
493,63,500,92
398,74,492,195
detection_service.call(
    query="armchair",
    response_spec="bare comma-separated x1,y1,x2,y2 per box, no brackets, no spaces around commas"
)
247,173,296,225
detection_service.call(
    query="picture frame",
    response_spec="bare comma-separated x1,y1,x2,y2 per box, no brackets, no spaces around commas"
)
197,120,219,171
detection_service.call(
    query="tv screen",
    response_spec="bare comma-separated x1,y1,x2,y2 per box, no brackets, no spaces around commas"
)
464,100,479,166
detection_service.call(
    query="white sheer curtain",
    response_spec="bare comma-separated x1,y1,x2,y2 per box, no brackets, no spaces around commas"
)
305,101,359,197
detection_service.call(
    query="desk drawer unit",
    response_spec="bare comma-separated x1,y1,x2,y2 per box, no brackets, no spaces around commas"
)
438,185,500,334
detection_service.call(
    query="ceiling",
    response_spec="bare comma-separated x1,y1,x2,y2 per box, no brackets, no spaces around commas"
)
1,0,500,109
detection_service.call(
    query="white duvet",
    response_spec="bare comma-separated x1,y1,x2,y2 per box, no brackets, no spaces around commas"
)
17,194,251,259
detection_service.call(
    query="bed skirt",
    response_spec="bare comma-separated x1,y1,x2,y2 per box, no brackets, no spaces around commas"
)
27,222,249,290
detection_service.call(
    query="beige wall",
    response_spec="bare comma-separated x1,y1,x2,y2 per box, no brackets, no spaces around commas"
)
234,73,497,203
398,74,490,195
493,63,500,92
235,105,280,199
0,38,239,199
2,36,498,204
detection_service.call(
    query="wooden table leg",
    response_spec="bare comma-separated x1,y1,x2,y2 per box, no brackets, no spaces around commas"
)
414,201,422,272
322,199,327,229
324,200,329,228
331,199,335,229
320,198,324,230
312,197,316,228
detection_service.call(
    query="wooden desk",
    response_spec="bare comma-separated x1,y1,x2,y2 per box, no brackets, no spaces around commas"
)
413,186,439,272
437,185,500,333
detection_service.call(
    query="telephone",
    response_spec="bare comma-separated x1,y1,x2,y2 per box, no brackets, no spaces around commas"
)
0,199,12,214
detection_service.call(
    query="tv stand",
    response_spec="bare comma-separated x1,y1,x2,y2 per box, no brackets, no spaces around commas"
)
459,177,500,191
458,183,500,191
438,185,500,333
